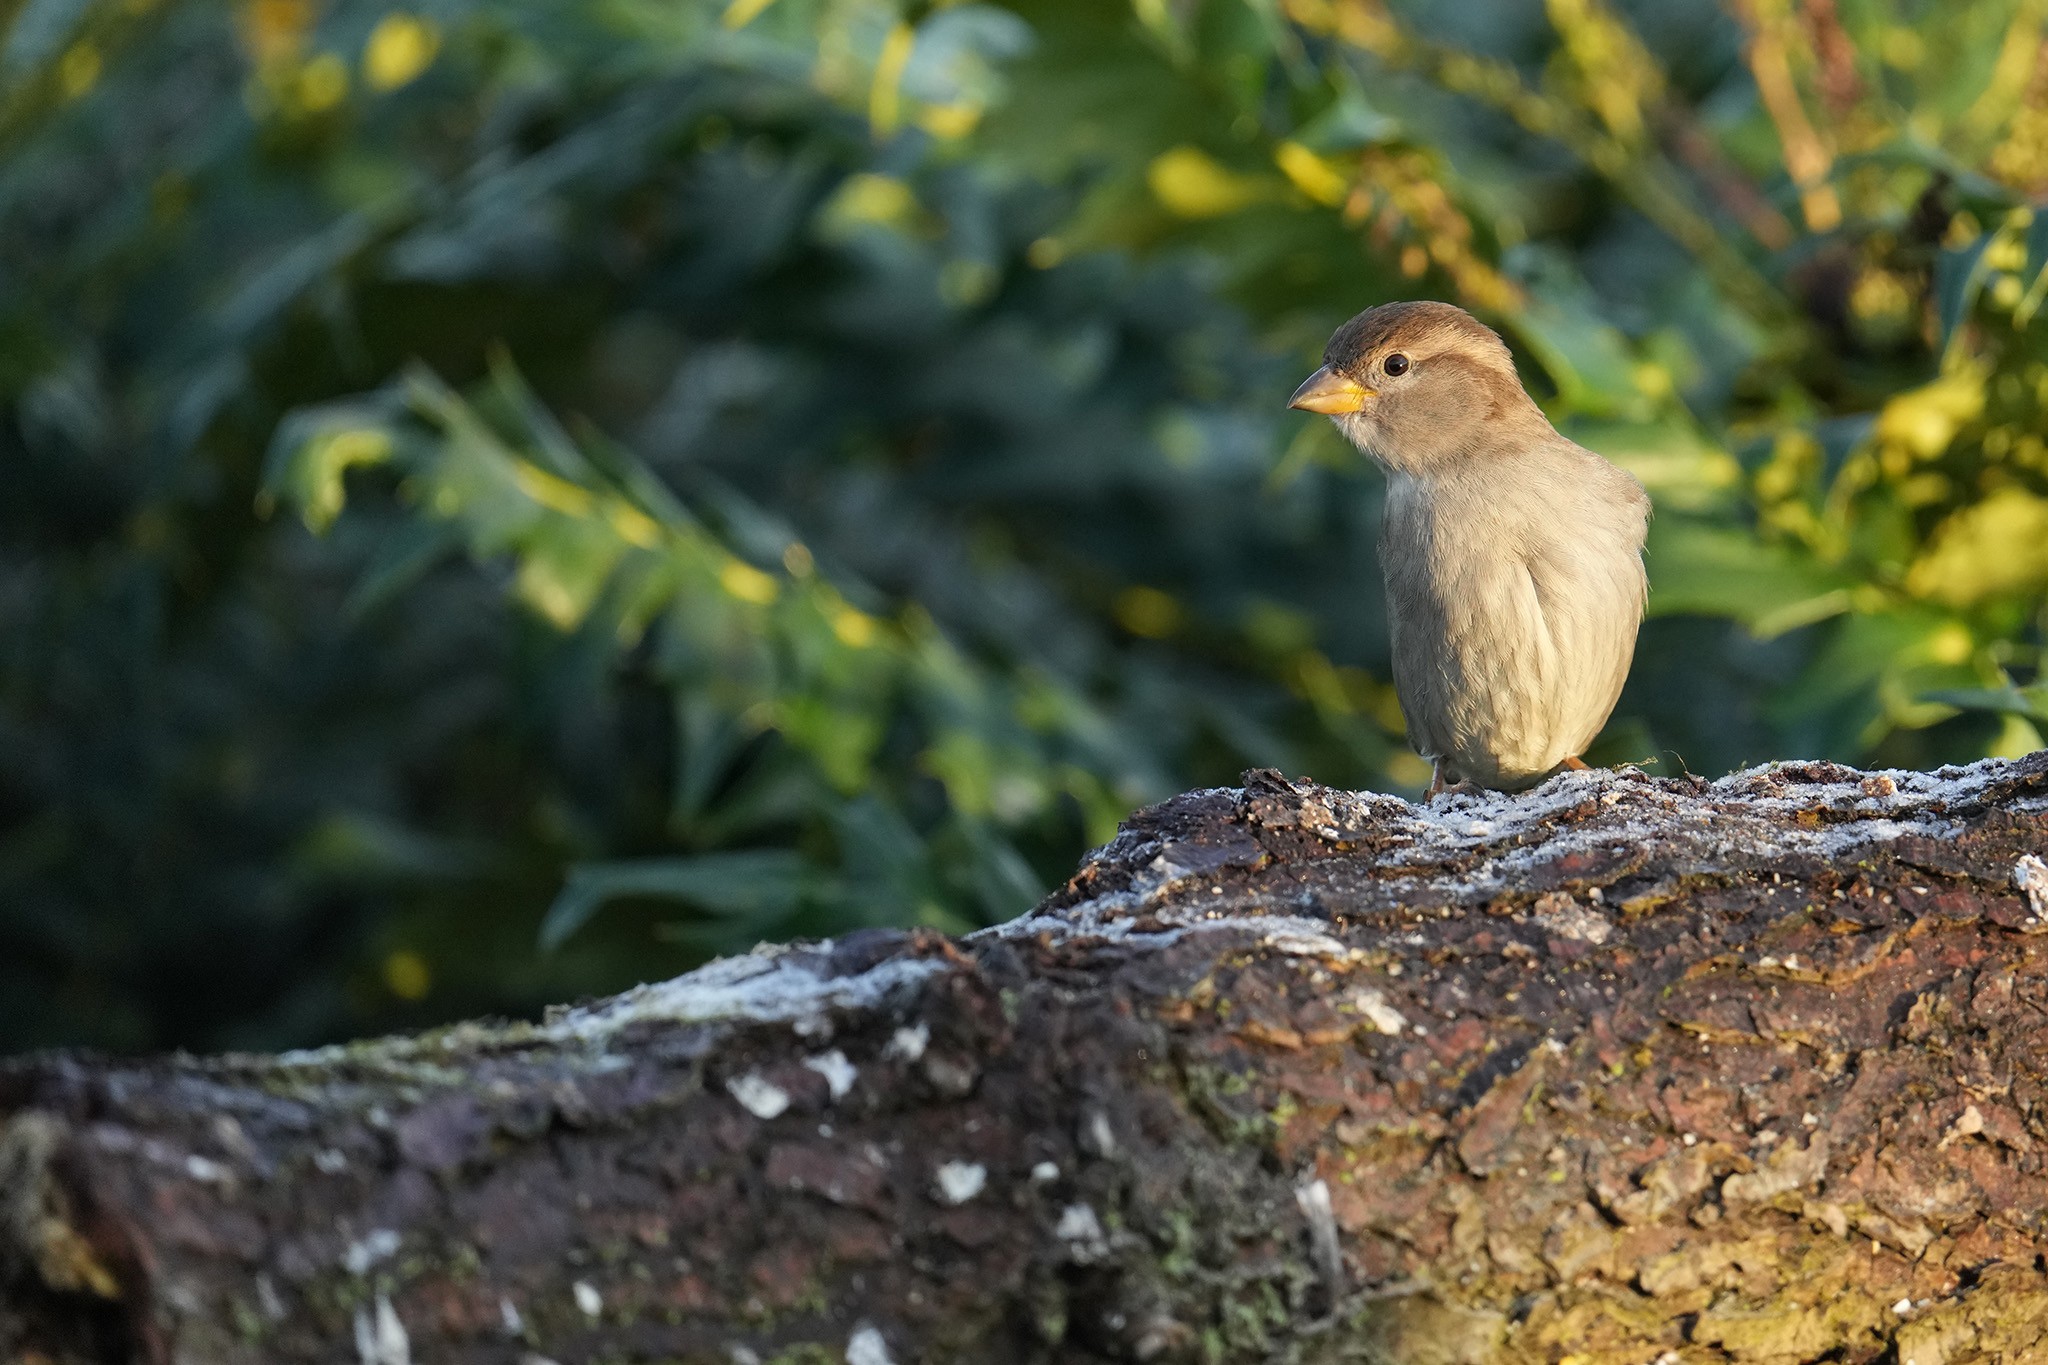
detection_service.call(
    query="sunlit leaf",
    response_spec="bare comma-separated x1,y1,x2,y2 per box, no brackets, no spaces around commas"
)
1645,518,1851,636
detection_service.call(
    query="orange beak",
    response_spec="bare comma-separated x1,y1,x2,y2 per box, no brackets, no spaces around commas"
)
1287,366,1372,415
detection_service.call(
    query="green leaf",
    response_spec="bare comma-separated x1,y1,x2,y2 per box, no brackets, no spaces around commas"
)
1923,684,2048,727
540,850,815,950
263,400,404,532
1934,233,1994,354
1645,518,1851,637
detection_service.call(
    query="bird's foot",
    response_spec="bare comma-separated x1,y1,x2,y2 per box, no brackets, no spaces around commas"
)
1561,755,1590,771
1424,761,1475,802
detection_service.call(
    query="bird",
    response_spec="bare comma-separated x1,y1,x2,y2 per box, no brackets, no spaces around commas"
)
1288,300,1649,796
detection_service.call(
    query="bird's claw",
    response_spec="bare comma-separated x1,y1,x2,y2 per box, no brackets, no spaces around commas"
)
1424,761,1475,803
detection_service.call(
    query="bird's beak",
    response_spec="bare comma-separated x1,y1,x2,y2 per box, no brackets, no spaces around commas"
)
1288,366,1373,414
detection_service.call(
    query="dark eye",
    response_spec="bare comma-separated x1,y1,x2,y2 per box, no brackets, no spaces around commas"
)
1383,353,1410,377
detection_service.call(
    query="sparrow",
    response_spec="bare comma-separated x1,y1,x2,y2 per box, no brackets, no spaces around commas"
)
1289,300,1649,795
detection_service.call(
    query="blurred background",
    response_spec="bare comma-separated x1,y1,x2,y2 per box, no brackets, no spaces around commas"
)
4,0,2046,1055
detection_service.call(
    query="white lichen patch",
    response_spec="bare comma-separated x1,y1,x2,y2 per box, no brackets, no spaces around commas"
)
885,1022,929,1062
987,901,1369,959
1261,923,1352,958
2015,854,2048,919
182,1153,229,1183
353,1294,410,1365
1056,1202,1110,1263
272,940,949,1071
997,757,2046,946
342,1228,401,1276
1373,757,2043,903
934,1160,987,1204
803,1049,858,1100
1353,987,1408,1036
1296,1177,1343,1291
546,948,947,1045
1533,892,1612,945
846,1323,896,1365
727,1073,790,1120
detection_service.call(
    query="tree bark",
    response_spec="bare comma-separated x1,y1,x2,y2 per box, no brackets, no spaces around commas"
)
6,755,2048,1365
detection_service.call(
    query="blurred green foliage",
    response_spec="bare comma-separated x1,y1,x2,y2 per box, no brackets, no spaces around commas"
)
5,0,2045,1052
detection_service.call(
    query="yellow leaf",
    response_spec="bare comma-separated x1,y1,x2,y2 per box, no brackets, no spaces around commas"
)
823,173,918,232
363,13,439,92
59,43,101,99
916,102,981,140
1873,368,1986,459
723,0,779,27
1274,141,1350,207
382,949,431,1000
512,462,596,518
719,558,780,605
239,0,316,65
1993,713,2044,759
1147,146,1266,219
869,22,915,136
1113,585,1183,638
298,52,348,112
832,605,877,647
516,556,587,628
1905,488,2048,606
606,501,662,549
299,427,394,531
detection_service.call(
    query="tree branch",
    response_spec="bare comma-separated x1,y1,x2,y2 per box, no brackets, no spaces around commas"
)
7,754,2048,1364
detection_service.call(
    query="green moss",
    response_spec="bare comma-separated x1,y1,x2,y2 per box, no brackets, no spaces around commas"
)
1158,1209,1200,1280
447,1242,484,1280
1034,1294,1069,1344
793,1278,830,1318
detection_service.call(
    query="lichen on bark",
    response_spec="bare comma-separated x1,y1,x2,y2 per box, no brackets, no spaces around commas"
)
4,753,2048,1364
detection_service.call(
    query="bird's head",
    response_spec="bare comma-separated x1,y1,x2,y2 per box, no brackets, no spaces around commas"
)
1289,300,1538,473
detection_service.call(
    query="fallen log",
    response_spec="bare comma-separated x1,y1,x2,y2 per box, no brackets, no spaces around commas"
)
5,755,2048,1364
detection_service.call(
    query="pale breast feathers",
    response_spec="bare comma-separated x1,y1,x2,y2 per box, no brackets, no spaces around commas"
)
1381,446,1647,786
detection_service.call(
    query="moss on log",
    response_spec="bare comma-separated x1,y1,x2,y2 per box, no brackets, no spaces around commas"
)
5,755,2048,1364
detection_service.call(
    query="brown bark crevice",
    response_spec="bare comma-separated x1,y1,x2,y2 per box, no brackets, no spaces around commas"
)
4,754,2048,1364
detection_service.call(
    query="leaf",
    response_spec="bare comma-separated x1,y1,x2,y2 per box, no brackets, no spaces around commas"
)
1288,83,1400,152
1565,417,1742,514
1506,253,1647,418
1645,518,1851,637
262,400,404,533
1934,232,1994,354
540,850,815,950
342,517,463,620
1903,485,2048,607
1923,685,2048,727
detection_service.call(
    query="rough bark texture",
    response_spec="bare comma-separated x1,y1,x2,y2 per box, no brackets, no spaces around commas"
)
7,755,2048,1365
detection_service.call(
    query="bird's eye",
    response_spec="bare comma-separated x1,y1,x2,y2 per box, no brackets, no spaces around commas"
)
1383,353,1410,377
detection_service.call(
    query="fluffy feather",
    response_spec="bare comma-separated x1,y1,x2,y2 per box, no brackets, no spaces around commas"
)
1300,301,1649,791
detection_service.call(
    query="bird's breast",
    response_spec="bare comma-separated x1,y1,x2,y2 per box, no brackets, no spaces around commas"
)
1380,467,1645,787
